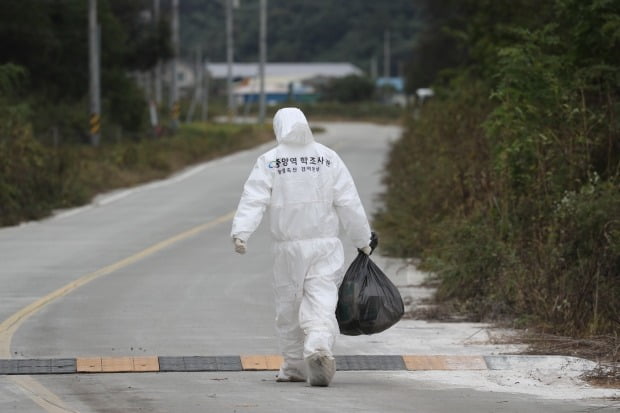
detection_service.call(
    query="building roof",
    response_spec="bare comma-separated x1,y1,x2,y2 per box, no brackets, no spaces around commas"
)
206,62,363,79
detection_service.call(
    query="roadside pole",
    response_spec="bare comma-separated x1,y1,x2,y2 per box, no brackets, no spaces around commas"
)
88,0,101,146
202,61,209,122
186,47,202,123
258,0,267,125
170,0,180,131
226,0,236,122
149,100,159,138
153,0,162,106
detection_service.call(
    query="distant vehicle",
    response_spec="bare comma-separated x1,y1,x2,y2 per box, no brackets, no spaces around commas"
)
415,88,434,104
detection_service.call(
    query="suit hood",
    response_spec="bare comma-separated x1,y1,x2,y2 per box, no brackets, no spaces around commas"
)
273,107,314,145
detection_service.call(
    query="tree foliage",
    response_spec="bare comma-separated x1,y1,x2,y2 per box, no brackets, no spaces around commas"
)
178,0,419,74
376,0,620,336
0,0,171,139
319,75,375,103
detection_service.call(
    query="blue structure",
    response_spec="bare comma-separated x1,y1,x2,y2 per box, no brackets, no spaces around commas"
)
376,77,405,92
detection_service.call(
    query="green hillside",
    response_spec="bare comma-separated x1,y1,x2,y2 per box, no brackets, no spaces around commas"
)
178,0,419,74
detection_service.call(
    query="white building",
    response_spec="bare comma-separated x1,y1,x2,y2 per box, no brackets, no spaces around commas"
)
161,61,196,94
206,62,364,104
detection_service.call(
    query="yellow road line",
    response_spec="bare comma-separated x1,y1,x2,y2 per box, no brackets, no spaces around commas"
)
9,376,78,413
0,211,234,357
0,211,235,412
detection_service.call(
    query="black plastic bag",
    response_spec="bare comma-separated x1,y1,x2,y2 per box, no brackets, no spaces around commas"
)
336,251,405,336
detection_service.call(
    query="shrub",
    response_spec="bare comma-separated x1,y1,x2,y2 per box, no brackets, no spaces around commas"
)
374,4,620,336
0,132,61,225
0,122,272,227
318,75,376,103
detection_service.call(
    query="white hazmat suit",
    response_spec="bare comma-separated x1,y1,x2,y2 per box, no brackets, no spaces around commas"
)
231,107,372,386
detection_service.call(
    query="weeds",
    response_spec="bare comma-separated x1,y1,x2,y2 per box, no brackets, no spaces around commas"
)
374,2,620,339
0,123,272,227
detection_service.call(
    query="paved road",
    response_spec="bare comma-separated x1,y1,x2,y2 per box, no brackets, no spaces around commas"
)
0,122,614,412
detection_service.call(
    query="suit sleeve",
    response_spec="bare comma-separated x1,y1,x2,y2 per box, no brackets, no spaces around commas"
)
231,157,273,242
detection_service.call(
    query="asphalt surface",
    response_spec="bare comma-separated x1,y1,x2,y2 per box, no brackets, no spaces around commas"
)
0,121,617,412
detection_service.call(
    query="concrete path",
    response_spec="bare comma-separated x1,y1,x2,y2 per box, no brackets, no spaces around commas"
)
0,121,617,412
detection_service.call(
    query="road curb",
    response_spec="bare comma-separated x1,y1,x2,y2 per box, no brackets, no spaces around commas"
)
0,355,596,375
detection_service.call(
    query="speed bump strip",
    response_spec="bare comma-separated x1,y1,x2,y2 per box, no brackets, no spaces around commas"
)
76,357,160,373
0,359,76,374
133,356,160,372
76,357,102,372
102,357,133,372
403,355,487,370
241,355,284,370
336,355,406,371
158,356,242,372
0,355,498,374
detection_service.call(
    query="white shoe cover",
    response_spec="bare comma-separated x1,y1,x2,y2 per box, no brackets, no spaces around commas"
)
306,351,336,387
276,362,306,382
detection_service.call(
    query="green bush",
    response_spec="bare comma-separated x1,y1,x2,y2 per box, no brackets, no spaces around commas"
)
102,69,150,136
374,80,493,257
374,0,620,337
30,99,90,145
0,132,62,225
294,102,404,122
0,122,272,227
235,101,404,123
540,179,620,334
318,75,376,103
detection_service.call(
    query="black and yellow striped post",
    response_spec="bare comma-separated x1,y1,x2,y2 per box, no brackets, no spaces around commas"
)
89,0,101,146
89,112,101,144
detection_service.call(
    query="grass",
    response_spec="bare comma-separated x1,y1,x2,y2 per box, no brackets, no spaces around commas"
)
0,122,273,227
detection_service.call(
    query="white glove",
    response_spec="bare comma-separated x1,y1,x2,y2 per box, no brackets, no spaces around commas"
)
360,246,372,255
233,238,246,254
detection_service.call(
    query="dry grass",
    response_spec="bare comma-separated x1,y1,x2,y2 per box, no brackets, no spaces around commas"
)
517,333,619,388
517,334,619,362
405,300,477,322
408,298,619,388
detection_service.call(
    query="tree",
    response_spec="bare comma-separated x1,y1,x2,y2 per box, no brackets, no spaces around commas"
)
0,0,172,140
178,0,419,74
319,75,375,103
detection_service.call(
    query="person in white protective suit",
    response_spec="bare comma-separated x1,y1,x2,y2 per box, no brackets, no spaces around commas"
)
231,107,373,387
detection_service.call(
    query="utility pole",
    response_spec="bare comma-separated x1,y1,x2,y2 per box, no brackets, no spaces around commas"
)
201,61,209,122
186,47,202,123
226,0,236,122
258,0,267,124
88,0,101,146
169,0,180,132
153,0,162,106
383,29,391,78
